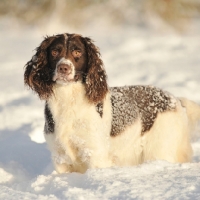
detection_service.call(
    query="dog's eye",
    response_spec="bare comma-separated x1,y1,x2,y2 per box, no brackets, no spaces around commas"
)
72,50,82,58
51,49,59,57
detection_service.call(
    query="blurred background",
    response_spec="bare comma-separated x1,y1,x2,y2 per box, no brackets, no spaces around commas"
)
1,0,200,31
0,0,200,180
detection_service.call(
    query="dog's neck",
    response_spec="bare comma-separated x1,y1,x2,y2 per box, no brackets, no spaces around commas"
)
50,81,87,104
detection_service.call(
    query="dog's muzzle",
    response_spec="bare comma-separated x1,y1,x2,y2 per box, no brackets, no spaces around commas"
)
53,58,75,83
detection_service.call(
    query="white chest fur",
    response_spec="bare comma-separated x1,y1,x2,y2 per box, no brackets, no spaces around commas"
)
45,82,112,173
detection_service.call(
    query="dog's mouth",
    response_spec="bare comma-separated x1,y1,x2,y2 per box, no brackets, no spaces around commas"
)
53,69,82,84
53,71,74,83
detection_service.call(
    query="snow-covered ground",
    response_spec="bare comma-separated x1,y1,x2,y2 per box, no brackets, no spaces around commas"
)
1,17,200,199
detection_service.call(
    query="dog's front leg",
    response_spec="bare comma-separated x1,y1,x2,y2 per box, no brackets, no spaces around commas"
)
53,162,73,174
69,134,112,170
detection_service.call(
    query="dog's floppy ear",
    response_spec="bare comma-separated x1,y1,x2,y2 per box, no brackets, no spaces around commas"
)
24,36,56,100
83,37,108,104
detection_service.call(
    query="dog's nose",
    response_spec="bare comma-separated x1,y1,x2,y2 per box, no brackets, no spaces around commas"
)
57,64,72,75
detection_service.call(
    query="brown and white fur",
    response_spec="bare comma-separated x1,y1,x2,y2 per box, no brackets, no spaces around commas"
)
24,33,200,173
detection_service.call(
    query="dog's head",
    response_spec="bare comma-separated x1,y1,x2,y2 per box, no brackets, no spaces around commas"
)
24,33,108,103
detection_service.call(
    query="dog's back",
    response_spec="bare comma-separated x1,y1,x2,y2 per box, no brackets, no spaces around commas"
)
109,90,200,166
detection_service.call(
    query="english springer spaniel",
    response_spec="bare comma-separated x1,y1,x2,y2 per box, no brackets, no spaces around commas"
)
24,33,200,173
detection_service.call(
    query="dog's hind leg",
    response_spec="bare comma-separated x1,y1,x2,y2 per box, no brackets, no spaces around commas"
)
142,101,193,164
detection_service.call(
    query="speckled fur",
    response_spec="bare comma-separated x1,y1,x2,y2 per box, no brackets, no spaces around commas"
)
44,103,55,134
110,85,177,136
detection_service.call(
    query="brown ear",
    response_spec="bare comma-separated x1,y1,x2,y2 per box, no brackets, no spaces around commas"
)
24,36,56,100
83,37,108,104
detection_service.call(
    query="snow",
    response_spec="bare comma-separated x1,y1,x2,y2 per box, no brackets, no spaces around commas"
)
1,16,200,199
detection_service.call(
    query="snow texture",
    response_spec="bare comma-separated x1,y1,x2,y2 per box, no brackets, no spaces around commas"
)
110,85,176,135
1,17,200,199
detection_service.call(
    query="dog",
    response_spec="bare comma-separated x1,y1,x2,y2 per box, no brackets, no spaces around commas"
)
24,33,200,173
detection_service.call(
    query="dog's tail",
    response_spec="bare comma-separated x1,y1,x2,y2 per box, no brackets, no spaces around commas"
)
179,97,200,140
